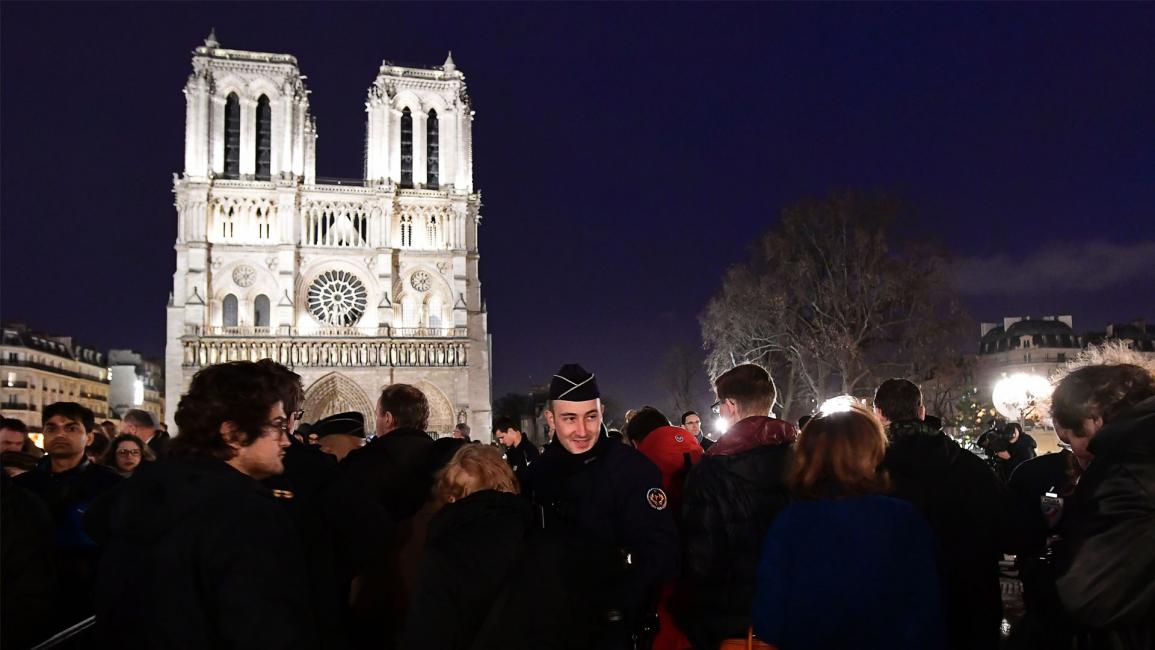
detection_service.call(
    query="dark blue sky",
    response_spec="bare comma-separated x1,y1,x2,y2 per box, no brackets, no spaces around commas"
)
2,3,1153,411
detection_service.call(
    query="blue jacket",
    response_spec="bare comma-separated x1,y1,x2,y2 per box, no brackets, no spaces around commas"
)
751,494,944,650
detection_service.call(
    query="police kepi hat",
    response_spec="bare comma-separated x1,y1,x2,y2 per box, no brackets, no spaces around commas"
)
312,411,365,439
549,364,600,402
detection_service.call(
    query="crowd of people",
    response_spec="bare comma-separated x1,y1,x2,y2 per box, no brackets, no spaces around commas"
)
0,353,1152,650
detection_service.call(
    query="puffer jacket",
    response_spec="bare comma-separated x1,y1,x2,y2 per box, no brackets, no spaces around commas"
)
676,416,795,650
1056,396,1155,650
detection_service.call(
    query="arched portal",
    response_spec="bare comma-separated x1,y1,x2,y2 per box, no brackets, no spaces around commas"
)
412,380,455,435
301,372,375,430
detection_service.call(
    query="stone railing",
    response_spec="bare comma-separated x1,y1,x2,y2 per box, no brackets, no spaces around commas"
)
186,325,467,338
181,337,469,369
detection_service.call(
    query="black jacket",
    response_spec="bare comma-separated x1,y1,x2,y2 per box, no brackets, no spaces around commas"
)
521,434,679,633
1,473,58,650
883,419,1009,650
1006,451,1077,649
265,440,394,650
90,458,314,650
14,457,122,626
1007,433,1038,474
341,427,434,521
146,430,170,458
1056,396,1155,650
678,416,794,649
340,427,434,649
506,437,540,478
404,490,594,650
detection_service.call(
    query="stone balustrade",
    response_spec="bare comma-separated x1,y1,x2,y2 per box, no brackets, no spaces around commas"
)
185,325,468,338
181,336,469,368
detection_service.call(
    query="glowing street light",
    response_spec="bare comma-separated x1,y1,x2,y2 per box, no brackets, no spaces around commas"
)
818,395,860,416
992,373,1052,423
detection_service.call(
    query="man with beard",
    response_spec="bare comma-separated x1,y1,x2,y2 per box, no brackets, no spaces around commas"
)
90,361,314,649
521,364,679,650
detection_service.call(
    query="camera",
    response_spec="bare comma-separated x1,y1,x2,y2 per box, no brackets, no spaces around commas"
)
976,420,1012,457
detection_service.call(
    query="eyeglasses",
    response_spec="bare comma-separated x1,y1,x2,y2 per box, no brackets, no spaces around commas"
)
264,420,291,440
117,448,142,457
710,399,722,415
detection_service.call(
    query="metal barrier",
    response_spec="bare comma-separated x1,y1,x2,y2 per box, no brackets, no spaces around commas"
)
30,616,95,650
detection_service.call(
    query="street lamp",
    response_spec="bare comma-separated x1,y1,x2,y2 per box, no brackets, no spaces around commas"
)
992,373,1052,425
818,395,859,416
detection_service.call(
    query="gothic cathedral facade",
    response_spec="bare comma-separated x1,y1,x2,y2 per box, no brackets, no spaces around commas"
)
165,33,492,440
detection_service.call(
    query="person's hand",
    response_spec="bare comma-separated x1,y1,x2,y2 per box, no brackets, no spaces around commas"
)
996,451,1011,460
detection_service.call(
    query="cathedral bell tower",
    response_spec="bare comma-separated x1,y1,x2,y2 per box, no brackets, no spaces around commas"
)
166,33,491,441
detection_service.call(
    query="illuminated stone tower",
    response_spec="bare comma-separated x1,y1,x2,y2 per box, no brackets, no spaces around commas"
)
166,32,491,440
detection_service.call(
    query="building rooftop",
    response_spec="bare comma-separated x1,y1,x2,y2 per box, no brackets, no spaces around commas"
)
1084,320,1154,352
2,323,106,365
979,315,1080,354
192,29,299,66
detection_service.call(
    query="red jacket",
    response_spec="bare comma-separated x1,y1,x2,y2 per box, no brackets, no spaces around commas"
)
637,425,705,514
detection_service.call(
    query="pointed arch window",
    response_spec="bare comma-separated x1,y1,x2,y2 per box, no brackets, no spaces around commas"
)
427,215,439,248
400,108,413,188
400,215,414,247
426,109,439,189
224,93,241,179
222,294,239,327
256,95,272,180
254,294,271,327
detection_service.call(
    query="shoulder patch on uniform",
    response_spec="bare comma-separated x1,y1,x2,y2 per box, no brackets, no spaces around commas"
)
646,487,667,511
674,434,685,443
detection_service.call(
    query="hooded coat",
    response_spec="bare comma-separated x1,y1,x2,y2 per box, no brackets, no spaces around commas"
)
882,419,1009,650
677,415,795,649
89,458,314,650
1056,396,1155,650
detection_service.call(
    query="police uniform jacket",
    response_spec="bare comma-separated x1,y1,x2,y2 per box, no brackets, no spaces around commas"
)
521,433,679,627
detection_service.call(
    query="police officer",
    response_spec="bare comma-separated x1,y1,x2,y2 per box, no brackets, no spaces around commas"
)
521,364,679,650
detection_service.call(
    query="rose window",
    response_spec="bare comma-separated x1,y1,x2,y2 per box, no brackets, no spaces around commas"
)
232,264,256,288
307,270,368,326
410,270,432,292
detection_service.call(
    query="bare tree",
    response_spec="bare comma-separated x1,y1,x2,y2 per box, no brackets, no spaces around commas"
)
658,342,705,418
701,190,969,417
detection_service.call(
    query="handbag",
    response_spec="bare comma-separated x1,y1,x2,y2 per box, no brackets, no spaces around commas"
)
718,627,777,650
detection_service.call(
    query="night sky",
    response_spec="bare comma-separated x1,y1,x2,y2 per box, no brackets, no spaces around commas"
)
2,3,1153,413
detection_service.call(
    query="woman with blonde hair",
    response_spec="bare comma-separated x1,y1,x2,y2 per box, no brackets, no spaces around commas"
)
750,402,944,650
